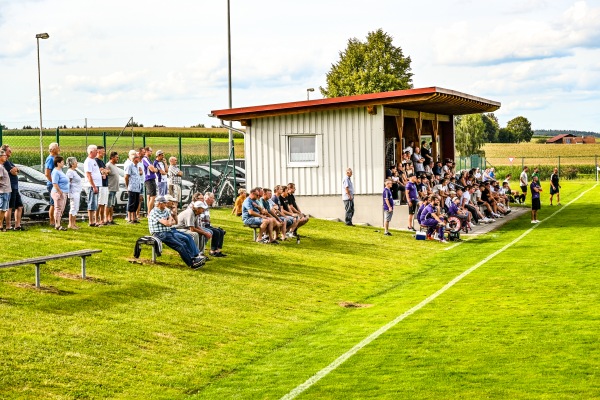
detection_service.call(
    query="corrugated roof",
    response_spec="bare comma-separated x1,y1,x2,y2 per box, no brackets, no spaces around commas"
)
546,133,576,143
210,87,500,121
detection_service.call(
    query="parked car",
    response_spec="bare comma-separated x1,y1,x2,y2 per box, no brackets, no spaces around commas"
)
210,158,245,170
25,164,87,213
200,163,246,182
17,180,51,219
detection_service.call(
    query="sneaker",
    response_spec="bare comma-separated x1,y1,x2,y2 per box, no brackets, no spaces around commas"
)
384,231,392,236
286,232,296,238
440,239,448,243
407,226,416,231
426,235,435,241
531,220,538,224
535,220,541,223
505,209,512,215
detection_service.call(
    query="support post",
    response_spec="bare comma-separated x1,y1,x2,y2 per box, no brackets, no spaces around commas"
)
34,263,44,288
558,156,561,177
56,127,60,146
103,132,107,163
178,135,182,167
152,246,157,263
209,138,213,190
232,141,236,192
596,155,598,182
81,256,87,279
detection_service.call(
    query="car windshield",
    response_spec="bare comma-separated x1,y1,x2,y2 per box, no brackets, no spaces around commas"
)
17,165,48,184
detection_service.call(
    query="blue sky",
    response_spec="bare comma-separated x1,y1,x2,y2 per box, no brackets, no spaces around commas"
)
1,0,599,131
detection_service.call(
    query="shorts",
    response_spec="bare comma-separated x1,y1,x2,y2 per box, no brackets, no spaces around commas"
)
107,191,117,208
87,187,99,211
0,193,10,211
244,216,263,226
531,197,541,211
145,180,157,197
9,190,23,209
282,216,294,226
520,185,528,193
46,182,54,206
98,186,109,205
550,186,559,195
157,181,168,196
69,193,80,216
384,209,393,222
408,199,418,215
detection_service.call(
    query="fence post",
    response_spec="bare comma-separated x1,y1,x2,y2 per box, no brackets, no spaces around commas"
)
142,134,146,148
558,156,561,177
232,140,236,192
178,135,182,167
596,155,598,182
521,157,524,169
208,138,212,190
0,123,3,146
103,131,107,162
56,127,60,146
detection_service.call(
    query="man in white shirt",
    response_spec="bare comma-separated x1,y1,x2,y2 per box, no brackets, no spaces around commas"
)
84,145,103,227
342,168,354,226
519,166,529,202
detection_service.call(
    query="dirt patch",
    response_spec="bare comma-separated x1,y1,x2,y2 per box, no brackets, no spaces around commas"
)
14,283,62,293
338,301,373,309
127,257,161,265
52,272,108,284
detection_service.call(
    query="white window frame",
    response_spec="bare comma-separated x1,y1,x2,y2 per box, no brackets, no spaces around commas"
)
286,134,320,167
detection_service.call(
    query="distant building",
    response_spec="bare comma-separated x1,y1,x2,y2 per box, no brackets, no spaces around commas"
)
546,133,596,144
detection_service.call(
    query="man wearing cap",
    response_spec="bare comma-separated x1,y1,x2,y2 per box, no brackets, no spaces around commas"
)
154,150,168,197
142,146,158,213
174,200,210,259
148,196,204,269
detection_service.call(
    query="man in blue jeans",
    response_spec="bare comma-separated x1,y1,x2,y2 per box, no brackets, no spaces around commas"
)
148,196,204,269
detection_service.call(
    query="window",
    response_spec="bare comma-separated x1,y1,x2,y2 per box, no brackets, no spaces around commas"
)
288,135,318,166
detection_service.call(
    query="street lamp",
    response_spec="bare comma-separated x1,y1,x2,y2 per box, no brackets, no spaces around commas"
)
36,32,50,167
307,88,315,100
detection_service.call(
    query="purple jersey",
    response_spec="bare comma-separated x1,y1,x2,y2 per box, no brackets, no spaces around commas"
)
406,181,418,201
383,187,393,211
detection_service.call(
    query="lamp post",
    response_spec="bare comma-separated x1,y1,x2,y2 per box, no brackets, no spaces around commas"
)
227,0,233,154
36,32,49,167
306,87,315,100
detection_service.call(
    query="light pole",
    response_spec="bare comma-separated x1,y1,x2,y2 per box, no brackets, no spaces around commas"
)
227,0,233,154
36,32,49,167
306,87,315,100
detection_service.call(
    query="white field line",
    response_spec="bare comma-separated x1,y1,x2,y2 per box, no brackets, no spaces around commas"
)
281,184,598,400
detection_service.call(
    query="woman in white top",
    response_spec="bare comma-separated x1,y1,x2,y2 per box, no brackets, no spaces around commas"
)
66,157,82,230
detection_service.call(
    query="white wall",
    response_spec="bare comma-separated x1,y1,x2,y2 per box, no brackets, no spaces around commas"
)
245,106,385,196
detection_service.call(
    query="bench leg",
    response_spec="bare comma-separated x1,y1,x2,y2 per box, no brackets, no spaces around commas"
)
34,263,45,288
81,256,87,279
253,228,258,241
152,246,157,263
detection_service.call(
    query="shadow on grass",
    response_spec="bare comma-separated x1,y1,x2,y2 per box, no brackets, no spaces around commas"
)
37,282,173,315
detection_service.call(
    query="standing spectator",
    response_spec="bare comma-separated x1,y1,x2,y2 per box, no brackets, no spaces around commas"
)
105,151,120,225
342,168,354,226
549,167,561,206
66,157,82,230
84,145,103,227
51,156,69,231
44,142,60,225
167,156,183,204
1,145,24,231
96,146,108,225
519,166,529,202
148,196,204,270
142,146,158,213
95,146,109,226
154,150,168,196
403,140,414,156
0,149,11,232
421,140,433,172
125,152,143,224
412,146,425,175
383,179,394,236
531,167,540,182
405,175,419,231
202,192,228,256
530,175,542,223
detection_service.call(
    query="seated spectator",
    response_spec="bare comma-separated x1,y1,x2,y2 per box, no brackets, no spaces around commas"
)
148,196,204,269
232,188,247,216
202,192,229,256
286,183,308,231
174,201,210,261
278,186,301,238
420,196,447,243
258,188,285,241
242,187,277,244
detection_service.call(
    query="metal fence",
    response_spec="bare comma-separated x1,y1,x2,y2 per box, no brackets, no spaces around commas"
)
456,155,600,181
0,126,246,210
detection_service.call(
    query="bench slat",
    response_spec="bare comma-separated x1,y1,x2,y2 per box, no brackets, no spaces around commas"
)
0,249,102,269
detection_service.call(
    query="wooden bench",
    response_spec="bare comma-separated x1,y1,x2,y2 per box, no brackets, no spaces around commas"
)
0,249,102,288
244,223,261,241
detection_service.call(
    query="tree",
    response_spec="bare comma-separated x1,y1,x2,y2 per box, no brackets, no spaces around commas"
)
455,114,487,157
497,127,517,143
320,29,413,98
482,113,499,142
507,116,533,143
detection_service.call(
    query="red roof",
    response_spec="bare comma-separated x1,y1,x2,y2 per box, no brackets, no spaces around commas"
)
210,87,500,121
546,133,576,143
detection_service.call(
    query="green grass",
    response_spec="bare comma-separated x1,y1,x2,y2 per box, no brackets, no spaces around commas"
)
1,180,599,399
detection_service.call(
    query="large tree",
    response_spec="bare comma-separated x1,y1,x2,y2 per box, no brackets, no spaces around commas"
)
320,29,413,98
455,114,487,157
482,113,499,142
506,116,533,143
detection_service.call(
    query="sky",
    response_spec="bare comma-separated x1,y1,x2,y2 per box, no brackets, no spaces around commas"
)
1,0,599,132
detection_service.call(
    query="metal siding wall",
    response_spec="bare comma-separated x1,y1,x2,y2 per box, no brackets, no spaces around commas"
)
246,107,383,196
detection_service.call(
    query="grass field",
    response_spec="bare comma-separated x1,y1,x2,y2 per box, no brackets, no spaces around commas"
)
1,181,599,399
